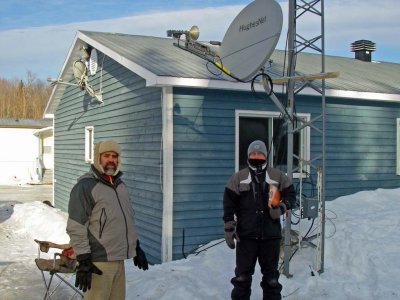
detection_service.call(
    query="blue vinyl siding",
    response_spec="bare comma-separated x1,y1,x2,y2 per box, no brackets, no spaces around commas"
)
54,53,163,263
325,98,400,200
171,88,319,259
172,88,400,259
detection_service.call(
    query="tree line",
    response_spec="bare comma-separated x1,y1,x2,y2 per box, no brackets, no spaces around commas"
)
0,72,52,119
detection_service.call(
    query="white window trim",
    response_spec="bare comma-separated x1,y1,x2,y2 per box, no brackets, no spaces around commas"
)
397,118,400,175
235,110,311,178
85,126,94,163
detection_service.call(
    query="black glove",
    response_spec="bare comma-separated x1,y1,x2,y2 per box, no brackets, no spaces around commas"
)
75,254,103,292
224,221,240,249
133,240,149,270
269,202,287,220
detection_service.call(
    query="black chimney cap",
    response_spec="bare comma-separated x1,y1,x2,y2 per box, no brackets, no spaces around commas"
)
351,40,376,52
351,40,376,62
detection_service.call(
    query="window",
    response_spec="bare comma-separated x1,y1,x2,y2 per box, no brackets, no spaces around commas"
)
236,110,310,177
85,126,94,163
397,118,400,175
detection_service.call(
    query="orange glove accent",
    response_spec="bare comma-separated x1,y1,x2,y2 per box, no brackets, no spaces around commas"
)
268,185,281,208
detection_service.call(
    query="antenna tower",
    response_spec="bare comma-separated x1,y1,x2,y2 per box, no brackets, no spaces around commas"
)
283,0,326,276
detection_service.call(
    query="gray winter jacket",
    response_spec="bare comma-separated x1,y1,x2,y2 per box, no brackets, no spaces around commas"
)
66,165,138,262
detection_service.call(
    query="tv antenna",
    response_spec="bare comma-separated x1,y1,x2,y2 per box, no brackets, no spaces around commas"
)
48,53,103,103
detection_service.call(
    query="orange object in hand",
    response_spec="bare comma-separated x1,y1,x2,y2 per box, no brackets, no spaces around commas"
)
268,185,281,208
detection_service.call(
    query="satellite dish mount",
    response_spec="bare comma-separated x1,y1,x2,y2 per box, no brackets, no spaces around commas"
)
48,46,103,104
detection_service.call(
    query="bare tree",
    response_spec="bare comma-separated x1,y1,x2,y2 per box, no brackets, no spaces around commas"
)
0,71,52,119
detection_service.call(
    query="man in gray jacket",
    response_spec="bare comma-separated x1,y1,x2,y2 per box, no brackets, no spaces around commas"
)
67,139,148,300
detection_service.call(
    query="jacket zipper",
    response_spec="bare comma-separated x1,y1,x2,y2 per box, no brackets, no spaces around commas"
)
113,186,130,259
99,208,107,239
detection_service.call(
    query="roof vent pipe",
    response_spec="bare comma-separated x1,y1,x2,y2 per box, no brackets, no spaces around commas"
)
351,40,376,62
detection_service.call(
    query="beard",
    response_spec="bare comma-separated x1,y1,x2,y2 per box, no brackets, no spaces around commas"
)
104,163,116,175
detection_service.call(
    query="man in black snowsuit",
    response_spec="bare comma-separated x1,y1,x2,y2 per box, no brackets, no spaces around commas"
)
223,140,296,300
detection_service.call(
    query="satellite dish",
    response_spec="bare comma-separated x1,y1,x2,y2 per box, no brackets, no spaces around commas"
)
72,59,103,103
73,60,88,90
219,0,283,81
89,48,98,75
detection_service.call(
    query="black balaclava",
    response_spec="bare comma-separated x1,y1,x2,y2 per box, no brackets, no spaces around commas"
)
247,140,268,182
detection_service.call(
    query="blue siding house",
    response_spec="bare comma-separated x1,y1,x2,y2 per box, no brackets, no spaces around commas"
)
45,31,400,264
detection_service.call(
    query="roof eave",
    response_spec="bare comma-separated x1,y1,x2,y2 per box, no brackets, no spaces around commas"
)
44,31,400,116
152,76,266,92
300,87,400,102
44,31,161,117
44,33,84,117
151,77,400,102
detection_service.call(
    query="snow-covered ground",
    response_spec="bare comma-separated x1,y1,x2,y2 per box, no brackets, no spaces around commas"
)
1,186,399,299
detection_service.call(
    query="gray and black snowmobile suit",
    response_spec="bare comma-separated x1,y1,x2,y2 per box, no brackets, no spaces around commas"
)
223,166,296,239
223,166,296,300
67,165,138,262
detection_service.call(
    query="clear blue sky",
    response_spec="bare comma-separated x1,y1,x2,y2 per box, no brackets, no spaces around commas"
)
0,0,249,30
0,0,399,80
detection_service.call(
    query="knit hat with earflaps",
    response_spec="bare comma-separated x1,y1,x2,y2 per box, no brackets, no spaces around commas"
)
247,140,268,159
93,139,121,176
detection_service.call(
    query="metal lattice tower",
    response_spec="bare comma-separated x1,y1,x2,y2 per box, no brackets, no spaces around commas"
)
283,0,326,276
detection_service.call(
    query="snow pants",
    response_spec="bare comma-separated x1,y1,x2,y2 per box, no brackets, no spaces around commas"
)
84,260,125,300
231,238,282,300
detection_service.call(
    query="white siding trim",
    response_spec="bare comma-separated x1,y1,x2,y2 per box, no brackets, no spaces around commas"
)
161,86,174,262
151,77,400,102
397,118,400,176
45,36,79,117
302,87,400,102
78,32,158,84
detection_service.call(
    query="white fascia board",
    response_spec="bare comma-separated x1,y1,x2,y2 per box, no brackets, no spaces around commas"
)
152,76,264,91
44,34,82,117
43,87,57,117
299,87,400,102
77,31,158,85
33,126,53,136
45,31,160,116
151,77,400,102
161,86,174,263
44,113,54,119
